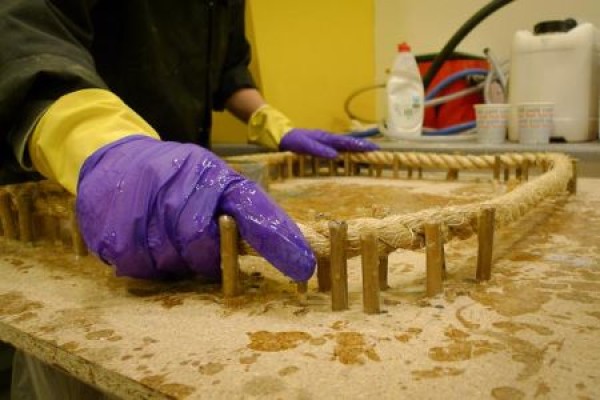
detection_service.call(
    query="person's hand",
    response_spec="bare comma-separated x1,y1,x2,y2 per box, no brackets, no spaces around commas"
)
279,129,379,159
76,135,316,281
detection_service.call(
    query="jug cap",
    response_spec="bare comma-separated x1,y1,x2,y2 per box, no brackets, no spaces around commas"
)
534,18,577,35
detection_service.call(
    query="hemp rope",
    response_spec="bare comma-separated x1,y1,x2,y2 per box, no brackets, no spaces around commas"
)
1,152,573,262
231,152,572,259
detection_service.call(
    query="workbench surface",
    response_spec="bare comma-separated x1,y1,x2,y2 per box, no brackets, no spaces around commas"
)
0,177,599,399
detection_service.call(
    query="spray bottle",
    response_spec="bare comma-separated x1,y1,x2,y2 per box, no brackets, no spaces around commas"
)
386,42,425,139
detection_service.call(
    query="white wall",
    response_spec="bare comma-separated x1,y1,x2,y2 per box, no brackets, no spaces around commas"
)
375,0,600,117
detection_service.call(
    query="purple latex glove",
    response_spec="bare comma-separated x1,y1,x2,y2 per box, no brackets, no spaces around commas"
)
76,136,316,281
279,129,379,159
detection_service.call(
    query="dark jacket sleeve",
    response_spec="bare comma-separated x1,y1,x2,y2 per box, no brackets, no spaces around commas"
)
212,0,256,110
0,0,107,177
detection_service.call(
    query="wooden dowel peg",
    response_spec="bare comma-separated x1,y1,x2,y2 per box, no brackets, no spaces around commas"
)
441,242,447,281
476,207,496,281
424,222,444,296
515,166,523,180
379,255,389,290
407,167,414,179
69,199,88,257
522,160,529,181
328,160,336,176
286,156,294,179
493,156,501,180
446,169,459,181
568,159,578,194
0,191,18,240
299,155,306,177
360,232,381,314
329,221,348,311
375,165,383,178
263,164,272,188
418,168,423,179
15,191,34,243
311,157,319,177
504,167,510,182
317,257,332,292
219,215,242,297
344,153,351,176
368,164,374,177
296,281,308,304
392,158,400,179
44,215,61,245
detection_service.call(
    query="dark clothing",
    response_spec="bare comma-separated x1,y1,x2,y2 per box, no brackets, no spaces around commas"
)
0,0,255,183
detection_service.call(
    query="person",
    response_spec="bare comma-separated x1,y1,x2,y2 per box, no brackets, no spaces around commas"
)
0,0,379,284
2,1,379,397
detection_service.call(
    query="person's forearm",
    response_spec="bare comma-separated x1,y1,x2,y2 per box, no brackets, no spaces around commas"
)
225,88,266,123
28,89,159,194
230,89,379,157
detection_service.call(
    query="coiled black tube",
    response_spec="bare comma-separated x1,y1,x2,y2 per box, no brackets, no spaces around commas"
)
422,0,515,90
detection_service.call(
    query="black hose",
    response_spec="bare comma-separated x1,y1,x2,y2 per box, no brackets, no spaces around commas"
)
422,0,515,90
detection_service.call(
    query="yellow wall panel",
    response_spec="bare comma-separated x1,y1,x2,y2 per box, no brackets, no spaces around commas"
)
213,1,375,144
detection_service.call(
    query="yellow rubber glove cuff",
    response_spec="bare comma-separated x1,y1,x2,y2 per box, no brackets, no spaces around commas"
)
28,89,160,195
248,104,294,150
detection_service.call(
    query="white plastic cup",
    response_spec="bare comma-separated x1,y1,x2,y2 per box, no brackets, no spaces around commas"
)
517,102,554,144
475,104,510,144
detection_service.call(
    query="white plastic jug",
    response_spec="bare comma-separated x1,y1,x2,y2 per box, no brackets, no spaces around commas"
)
508,20,600,142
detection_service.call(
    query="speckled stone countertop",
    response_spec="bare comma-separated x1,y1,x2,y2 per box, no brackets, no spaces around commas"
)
0,177,599,399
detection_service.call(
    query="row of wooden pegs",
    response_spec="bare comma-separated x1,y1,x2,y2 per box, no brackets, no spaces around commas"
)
0,182,87,257
218,207,496,315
